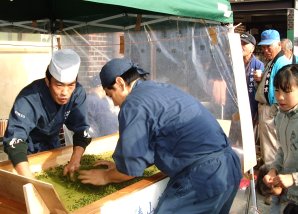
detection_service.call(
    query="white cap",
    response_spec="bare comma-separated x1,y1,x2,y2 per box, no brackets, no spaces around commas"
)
49,49,81,83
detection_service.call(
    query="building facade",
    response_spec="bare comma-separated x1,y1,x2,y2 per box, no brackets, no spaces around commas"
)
231,0,298,55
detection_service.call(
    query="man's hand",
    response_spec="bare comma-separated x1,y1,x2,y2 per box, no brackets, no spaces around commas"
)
78,160,116,185
63,159,81,180
63,146,84,180
78,160,134,186
253,69,262,82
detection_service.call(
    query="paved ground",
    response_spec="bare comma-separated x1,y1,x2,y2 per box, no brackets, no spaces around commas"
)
230,186,269,214
230,179,287,214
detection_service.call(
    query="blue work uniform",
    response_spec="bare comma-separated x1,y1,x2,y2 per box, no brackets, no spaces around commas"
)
113,80,242,213
3,78,91,166
245,55,264,123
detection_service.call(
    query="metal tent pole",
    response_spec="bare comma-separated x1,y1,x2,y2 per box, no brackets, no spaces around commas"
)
250,167,258,213
246,167,258,214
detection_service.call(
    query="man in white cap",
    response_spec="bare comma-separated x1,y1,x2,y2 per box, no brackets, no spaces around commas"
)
3,49,91,179
255,29,290,204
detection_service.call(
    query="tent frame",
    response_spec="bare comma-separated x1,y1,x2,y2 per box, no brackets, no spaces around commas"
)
0,13,219,34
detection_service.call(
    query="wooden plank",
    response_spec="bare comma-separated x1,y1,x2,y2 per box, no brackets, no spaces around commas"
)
0,196,26,214
0,133,119,173
0,134,119,213
0,169,68,214
23,183,50,214
0,146,73,173
72,172,167,214
0,133,168,214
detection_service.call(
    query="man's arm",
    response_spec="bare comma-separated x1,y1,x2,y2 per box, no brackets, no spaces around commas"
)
3,94,38,178
78,160,134,186
62,125,91,179
4,138,32,177
15,161,34,178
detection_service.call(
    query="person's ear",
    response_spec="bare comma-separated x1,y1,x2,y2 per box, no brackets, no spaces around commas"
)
115,77,126,90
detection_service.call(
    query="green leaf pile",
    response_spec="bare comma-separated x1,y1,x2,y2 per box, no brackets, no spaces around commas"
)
35,152,159,211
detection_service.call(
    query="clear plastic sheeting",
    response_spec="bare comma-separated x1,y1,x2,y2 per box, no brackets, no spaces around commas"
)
124,22,243,156
125,22,237,119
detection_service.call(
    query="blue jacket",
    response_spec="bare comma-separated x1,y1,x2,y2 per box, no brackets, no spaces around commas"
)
246,55,264,121
256,54,290,105
268,55,290,105
113,80,242,199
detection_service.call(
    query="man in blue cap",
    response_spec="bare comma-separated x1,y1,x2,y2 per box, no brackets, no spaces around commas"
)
3,49,92,179
78,58,242,213
255,29,290,204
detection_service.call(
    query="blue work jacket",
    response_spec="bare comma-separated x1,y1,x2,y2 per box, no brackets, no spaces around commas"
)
3,78,89,164
113,80,241,198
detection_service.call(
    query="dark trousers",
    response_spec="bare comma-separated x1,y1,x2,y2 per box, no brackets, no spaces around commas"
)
154,148,241,214
154,180,238,214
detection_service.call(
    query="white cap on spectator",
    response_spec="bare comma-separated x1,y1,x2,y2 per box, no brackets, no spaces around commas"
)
49,49,80,83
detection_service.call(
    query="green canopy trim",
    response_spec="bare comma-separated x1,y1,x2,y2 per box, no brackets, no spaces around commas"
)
87,0,233,23
0,0,232,34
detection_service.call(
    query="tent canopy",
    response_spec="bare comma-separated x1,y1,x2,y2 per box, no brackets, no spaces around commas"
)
0,0,233,33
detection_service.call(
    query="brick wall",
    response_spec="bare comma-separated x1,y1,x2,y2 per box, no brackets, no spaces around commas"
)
62,32,122,88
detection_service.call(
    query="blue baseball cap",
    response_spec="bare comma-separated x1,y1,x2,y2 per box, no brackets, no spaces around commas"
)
100,58,149,88
258,29,280,45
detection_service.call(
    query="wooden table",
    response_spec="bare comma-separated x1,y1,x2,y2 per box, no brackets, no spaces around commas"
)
0,133,167,214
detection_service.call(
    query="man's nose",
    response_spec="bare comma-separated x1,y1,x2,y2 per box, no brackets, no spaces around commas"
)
61,86,69,95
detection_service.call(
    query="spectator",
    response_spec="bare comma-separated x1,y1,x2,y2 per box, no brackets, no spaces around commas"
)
281,38,298,63
263,64,298,213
